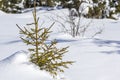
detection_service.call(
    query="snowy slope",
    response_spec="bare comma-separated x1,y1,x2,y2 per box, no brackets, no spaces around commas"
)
0,9,120,80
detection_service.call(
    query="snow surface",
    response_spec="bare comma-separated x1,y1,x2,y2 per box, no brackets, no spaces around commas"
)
0,8,120,80
0,10,6,15
0,51,52,80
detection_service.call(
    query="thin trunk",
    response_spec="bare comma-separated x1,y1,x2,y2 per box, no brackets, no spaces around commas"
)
33,0,39,62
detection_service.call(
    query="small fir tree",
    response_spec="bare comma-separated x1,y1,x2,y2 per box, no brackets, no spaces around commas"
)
17,1,73,77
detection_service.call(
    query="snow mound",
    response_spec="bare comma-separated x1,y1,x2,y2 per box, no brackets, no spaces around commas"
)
0,50,28,64
0,51,52,80
0,10,6,15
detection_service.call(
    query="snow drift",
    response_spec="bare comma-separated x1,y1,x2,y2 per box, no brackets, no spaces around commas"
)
0,10,6,15
0,50,52,80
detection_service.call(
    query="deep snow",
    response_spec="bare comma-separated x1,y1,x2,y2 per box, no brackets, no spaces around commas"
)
0,51,52,80
0,9,120,80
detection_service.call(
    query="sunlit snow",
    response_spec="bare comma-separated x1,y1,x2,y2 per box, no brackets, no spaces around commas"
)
0,7,120,80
